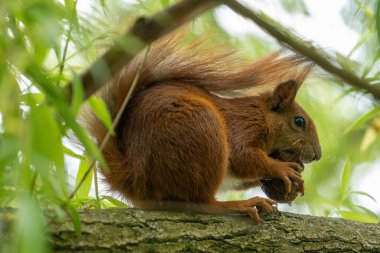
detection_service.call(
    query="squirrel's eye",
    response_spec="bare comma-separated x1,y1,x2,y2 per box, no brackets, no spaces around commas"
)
294,116,305,129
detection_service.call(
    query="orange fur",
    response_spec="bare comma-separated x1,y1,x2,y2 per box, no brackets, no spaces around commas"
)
81,33,321,221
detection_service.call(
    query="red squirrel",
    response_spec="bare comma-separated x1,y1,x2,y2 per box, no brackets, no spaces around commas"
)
81,33,322,222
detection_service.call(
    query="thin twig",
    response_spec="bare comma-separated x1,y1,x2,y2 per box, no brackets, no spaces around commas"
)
65,46,151,204
93,166,99,202
57,0,78,87
223,0,380,101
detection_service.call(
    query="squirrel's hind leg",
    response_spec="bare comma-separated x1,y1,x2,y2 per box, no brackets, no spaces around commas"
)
212,197,278,222
122,83,229,203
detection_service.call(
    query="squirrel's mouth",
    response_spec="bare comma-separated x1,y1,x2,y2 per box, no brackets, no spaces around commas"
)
269,149,305,169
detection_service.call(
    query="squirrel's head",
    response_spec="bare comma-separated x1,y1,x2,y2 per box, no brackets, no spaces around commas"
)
265,80,322,167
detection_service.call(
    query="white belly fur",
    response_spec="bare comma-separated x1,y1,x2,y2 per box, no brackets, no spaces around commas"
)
218,172,243,193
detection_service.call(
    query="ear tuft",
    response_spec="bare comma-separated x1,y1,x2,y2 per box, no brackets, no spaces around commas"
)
271,80,298,112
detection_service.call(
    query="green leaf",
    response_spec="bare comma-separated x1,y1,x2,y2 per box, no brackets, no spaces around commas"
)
89,198,102,209
69,197,94,208
28,94,67,198
360,127,378,151
354,0,375,18
335,52,359,72
354,205,379,220
64,146,86,160
66,204,82,235
376,0,380,46
341,158,351,200
99,0,107,8
280,0,310,16
74,159,93,198
67,197,101,209
362,51,380,79
87,96,115,135
20,92,45,105
64,0,76,11
26,65,108,170
160,0,171,7
34,44,49,65
15,194,48,253
100,199,115,208
339,210,378,223
350,191,377,204
344,107,380,134
101,196,129,208
70,72,84,116
347,30,371,59
24,64,107,169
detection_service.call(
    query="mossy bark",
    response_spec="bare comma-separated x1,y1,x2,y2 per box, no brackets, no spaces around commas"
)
2,208,380,252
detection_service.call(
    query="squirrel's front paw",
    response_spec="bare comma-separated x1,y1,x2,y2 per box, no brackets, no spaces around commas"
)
267,160,304,194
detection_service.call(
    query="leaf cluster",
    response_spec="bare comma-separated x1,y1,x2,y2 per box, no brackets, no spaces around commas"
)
1,1,380,252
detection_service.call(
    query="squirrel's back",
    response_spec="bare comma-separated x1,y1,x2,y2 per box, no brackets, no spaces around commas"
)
98,33,307,118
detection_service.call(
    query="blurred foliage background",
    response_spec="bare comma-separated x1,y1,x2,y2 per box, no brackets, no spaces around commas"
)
1,0,380,252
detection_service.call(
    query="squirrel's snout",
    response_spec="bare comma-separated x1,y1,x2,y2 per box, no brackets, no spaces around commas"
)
313,144,322,161
300,143,322,163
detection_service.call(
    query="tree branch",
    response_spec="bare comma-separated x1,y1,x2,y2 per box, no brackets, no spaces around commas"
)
2,208,379,252
224,0,380,100
66,0,220,101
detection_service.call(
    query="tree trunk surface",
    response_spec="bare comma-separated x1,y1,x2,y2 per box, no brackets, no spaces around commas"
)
1,208,380,252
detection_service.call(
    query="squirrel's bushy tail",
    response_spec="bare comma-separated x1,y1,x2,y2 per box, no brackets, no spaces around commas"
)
99,32,310,118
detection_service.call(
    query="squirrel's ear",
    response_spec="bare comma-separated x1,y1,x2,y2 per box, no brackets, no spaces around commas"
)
271,80,298,112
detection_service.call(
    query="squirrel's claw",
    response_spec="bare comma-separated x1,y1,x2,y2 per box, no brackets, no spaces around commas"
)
215,197,278,222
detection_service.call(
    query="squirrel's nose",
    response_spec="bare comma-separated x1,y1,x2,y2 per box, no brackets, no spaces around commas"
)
313,146,322,161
